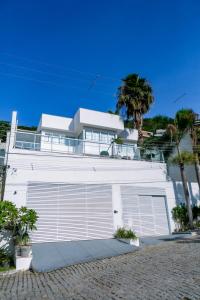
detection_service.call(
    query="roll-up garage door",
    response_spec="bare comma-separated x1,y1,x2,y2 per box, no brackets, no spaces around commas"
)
121,186,170,236
27,182,114,243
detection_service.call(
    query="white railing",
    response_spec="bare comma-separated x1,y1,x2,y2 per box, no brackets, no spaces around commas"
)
14,130,164,162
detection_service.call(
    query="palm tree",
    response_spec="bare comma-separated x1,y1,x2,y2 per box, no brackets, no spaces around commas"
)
175,109,200,191
168,123,194,228
116,74,154,144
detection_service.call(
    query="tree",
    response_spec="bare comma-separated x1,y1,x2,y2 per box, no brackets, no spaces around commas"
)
168,123,194,228
175,109,200,191
116,74,154,144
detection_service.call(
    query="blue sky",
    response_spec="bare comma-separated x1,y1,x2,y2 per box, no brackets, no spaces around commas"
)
0,0,200,126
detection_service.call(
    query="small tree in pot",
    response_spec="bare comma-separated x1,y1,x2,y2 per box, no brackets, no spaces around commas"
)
14,207,38,257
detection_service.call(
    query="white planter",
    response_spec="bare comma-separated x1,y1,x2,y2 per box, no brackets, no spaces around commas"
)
117,238,140,247
15,255,32,271
130,238,140,247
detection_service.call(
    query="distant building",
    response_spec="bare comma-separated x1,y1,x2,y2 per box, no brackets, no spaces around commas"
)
141,130,153,138
154,129,166,137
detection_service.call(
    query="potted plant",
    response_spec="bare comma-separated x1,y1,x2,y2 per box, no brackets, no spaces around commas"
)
0,248,11,268
14,207,38,257
0,201,18,256
114,227,139,247
15,233,32,257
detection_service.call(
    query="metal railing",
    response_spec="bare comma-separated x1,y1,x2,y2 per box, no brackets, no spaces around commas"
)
14,130,164,162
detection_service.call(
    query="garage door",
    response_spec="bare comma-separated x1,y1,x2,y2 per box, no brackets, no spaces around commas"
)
121,186,170,236
27,182,114,243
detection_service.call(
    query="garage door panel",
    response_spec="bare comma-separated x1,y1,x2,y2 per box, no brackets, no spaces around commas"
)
121,186,169,237
27,182,114,243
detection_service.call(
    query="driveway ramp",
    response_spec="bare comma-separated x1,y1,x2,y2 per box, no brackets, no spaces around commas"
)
32,239,136,272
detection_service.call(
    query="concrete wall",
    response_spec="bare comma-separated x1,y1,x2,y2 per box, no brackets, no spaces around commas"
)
4,147,177,232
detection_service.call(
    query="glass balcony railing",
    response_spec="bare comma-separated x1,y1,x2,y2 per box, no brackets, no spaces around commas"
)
14,131,165,162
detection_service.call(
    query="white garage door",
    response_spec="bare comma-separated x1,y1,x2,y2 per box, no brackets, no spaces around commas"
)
121,186,170,236
27,182,114,243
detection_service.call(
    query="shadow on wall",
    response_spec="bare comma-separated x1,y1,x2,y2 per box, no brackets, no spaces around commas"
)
173,181,199,206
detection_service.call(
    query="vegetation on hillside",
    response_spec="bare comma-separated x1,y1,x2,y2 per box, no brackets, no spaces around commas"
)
0,121,37,142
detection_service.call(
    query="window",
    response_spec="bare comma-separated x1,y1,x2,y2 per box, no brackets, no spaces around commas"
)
85,130,92,140
100,132,108,143
108,133,115,143
92,131,99,142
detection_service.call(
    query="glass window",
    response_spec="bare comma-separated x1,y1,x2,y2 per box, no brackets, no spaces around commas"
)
92,131,99,142
100,132,108,143
85,130,92,140
108,133,115,143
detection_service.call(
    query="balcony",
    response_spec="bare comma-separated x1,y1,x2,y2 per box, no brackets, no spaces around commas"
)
14,131,164,162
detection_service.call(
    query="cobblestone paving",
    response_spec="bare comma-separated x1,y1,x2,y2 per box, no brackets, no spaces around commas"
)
1,238,200,300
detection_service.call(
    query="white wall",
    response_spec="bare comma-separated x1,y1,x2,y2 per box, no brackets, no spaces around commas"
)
4,148,177,232
78,108,124,131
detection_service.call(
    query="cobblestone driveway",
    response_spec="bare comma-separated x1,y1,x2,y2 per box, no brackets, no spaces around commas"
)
1,238,200,300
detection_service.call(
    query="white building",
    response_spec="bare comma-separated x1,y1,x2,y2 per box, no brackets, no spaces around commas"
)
3,109,177,243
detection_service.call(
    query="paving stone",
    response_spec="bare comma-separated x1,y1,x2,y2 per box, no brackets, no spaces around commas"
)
1,238,200,299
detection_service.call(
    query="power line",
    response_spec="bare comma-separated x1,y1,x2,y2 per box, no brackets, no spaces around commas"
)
0,71,116,97
0,52,120,82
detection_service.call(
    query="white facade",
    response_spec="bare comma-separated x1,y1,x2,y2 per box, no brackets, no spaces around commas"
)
3,110,178,243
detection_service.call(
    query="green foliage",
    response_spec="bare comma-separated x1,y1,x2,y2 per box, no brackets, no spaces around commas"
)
169,151,196,165
175,109,196,132
114,227,137,240
0,120,37,142
172,204,189,231
116,74,154,142
0,201,18,231
0,248,11,267
0,201,38,245
0,121,10,142
143,115,174,133
172,204,200,231
112,137,123,145
100,150,109,157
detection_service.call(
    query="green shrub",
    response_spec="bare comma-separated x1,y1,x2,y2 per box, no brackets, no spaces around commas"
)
0,201,18,231
100,150,109,157
114,227,137,240
0,248,11,267
172,204,200,231
0,201,38,245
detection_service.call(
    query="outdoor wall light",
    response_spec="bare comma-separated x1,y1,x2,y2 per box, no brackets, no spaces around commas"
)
113,210,118,214
13,191,17,195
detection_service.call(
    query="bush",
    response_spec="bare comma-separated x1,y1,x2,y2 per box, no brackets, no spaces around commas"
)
100,151,109,157
0,248,11,267
172,204,200,232
0,201,38,246
114,227,137,240
0,201,18,231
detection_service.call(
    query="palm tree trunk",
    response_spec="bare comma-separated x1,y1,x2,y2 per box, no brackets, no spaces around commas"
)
191,129,200,191
135,112,143,145
194,154,200,190
179,162,193,228
176,144,193,228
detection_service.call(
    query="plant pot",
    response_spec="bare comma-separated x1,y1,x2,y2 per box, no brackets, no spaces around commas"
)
1,260,10,268
117,238,140,247
15,245,21,256
20,245,32,257
130,238,140,247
